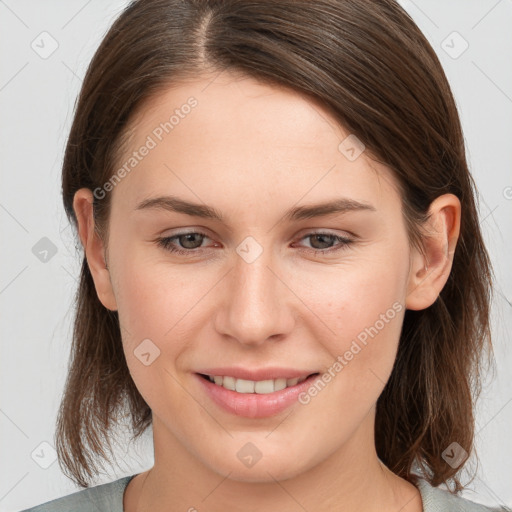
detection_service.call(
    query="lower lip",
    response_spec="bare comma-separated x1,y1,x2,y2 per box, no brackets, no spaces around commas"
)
195,373,320,418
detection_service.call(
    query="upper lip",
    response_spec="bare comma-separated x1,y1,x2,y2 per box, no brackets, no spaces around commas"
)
196,367,319,381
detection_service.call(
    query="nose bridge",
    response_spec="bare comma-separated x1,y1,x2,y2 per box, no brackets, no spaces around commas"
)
218,238,293,345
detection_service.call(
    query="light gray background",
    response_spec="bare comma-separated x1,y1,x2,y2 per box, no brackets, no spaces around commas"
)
1,0,511,510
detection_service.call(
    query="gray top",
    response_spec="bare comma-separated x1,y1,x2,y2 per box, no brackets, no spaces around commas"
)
20,474,506,511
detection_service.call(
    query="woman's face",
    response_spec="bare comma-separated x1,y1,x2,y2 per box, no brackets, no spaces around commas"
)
99,71,420,481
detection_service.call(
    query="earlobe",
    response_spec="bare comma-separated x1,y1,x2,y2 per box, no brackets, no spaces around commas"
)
405,193,461,311
73,188,118,311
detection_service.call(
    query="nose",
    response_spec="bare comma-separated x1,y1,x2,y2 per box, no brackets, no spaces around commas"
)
214,243,295,347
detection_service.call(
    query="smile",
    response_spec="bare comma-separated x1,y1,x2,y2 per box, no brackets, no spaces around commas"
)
195,371,321,418
201,374,314,394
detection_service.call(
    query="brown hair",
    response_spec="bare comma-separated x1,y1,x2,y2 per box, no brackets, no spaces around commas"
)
57,0,494,492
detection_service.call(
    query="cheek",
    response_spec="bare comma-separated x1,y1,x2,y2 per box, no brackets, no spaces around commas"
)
112,257,204,412
297,246,408,398
301,247,408,344
113,253,205,341
112,253,222,394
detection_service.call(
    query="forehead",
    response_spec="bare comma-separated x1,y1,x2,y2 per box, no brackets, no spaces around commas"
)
120,71,343,154
110,71,400,215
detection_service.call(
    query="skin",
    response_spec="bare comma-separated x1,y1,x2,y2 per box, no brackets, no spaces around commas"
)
73,70,461,512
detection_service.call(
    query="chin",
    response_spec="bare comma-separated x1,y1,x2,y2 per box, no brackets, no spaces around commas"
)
211,459,307,483
198,440,316,483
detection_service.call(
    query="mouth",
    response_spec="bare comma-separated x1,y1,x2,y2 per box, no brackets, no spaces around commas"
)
194,366,323,418
195,370,321,418
197,372,320,394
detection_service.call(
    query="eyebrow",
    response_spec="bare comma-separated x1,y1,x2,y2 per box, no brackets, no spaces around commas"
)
135,195,376,222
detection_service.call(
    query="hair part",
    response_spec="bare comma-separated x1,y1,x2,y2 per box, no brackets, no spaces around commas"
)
58,0,493,491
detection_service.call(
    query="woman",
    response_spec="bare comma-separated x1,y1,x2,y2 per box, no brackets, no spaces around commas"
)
22,0,503,510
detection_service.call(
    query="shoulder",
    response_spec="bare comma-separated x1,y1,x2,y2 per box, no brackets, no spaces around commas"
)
19,475,136,512
415,477,507,512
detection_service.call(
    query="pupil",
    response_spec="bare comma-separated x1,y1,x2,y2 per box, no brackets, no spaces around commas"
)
312,234,332,249
181,233,202,249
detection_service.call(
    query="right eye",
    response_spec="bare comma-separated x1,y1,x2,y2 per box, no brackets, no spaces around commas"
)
156,230,215,256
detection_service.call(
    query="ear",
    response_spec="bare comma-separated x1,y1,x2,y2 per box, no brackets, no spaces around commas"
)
73,188,118,311
405,193,461,311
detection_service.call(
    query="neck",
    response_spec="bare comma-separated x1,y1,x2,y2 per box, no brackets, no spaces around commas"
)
127,414,421,512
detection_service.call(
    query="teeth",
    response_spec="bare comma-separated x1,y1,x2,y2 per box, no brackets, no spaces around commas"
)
236,378,255,393
222,375,236,391
206,375,309,394
255,379,276,394
274,378,287,391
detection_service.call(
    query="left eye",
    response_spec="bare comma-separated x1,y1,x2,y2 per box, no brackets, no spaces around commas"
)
156,231,353,256
298,232,353,253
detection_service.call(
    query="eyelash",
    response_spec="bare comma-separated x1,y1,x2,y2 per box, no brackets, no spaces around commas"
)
156,230,354,257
